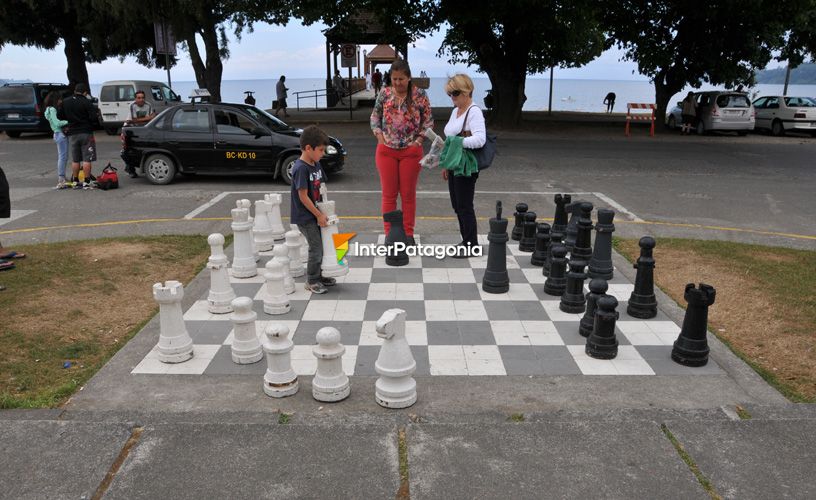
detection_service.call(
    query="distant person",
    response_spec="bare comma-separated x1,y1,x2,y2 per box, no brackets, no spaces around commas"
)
603,92,616,113
44,90,70,189
275,75,289,117
370,59,433,243
61,83,97,189
681,91,697,135
372,68,383,94
365,72,371,90
126,90,156,126
333,70,346,105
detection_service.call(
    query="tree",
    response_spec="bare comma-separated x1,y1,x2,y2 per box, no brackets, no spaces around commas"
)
780,0,816,67
604,0,789,129
438,0,606,126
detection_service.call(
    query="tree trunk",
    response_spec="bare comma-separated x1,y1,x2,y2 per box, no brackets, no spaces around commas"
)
186,24,223,103
62,24,89,91
487,71,526,127
653,70,683,134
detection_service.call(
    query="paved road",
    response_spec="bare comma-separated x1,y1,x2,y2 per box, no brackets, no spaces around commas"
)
1,124,814,250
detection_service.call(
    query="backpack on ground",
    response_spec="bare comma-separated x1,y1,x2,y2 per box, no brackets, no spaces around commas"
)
96,163,119,190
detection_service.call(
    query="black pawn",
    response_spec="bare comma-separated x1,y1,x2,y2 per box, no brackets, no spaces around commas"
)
518,212,537,252
530,223,551,266
586,295,619,359
543,245,568,296
383,210,409,266
560,259,588,313
671,283,716,367
483,201,510,294
511,203,528,241
588,209,615,280
543,227,564,278
580,278,609,337
627,236,658,319
563,201,581,252
571,202,594,262
552,194,571,235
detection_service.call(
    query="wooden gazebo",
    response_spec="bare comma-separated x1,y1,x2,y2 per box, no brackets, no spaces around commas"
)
364,44,399,75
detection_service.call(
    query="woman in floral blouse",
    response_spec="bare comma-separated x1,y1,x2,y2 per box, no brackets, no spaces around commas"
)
370,59,433,242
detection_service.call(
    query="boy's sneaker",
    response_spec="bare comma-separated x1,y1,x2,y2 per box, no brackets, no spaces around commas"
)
305,282,328,294
320,277,336,286
72,181,84,190
54,180,68,190
82,182,96,190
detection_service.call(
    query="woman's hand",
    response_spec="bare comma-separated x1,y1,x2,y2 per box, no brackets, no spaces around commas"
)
442,169,448,181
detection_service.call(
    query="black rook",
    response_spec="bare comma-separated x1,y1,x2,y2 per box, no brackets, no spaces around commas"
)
671,283,716,367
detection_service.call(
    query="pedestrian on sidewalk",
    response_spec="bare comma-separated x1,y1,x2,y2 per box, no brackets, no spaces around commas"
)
373,68,382,95
333,70,346,105
370,59,433,243
681,92,697,135
276,75,290,117
61,83,98,189
43,90,70,189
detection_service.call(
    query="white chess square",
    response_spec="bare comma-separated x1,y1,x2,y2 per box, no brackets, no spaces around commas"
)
291,345,315,360
292,359,317,375
447,268,477,283
463,345,502,360
541,300,582,321
428,345,465,360
465,358,507,376
183,300,215,321
425,300,457,321
332,300,367,321
521,268,548,284
359,321,382,346
396,283,424,301
405,321,428,346
490,321,531,345
429,359,469,375
301,300,338,321
453,300,488,321
610,359,655,375
607,284,635,301
422,268,450,283
337,267,373,284
132,345,220,375
342,345,358,375
367,283,396,300
522,321,563,345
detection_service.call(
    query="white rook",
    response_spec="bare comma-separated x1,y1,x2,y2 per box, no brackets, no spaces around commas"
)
375,309,417,408
231,207,257,278
291,224,309,264
263,323,298,397
263,260,290,314
312,327,350,402
272,244,295,295
316,200,349,278
153,281,194,363
253,199,275,252
229,296,263,364
285,229,305,277
237,199,259,262
264,193,287,242
206,233,236,314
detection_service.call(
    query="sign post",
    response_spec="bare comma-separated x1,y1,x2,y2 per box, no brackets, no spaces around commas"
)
154,21,177,88
340,44,357,120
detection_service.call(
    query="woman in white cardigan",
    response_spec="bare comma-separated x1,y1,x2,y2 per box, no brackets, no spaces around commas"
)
442,74,486,255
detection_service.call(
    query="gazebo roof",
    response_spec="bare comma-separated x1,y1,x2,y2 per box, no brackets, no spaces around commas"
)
365,44,398,61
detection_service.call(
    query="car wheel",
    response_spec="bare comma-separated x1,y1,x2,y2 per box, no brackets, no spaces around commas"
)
279,154,298,185
5,131,21,138
667,115,677,130
696,121,706,135
771,119,785,137
104,127,119,136
144,153,177,185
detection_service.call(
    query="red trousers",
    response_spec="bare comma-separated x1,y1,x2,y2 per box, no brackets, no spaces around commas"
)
375,144,423,236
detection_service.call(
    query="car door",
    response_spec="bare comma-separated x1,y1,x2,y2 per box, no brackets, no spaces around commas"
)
764,97,780,128
167,107,215,171
753,97,769,129
212,107,275,172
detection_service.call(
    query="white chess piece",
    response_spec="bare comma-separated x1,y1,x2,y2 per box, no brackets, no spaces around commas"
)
264,193,287,242
229,296,264,364
230,207,257,278
312,327,350,402
263,260,290,314
291,224,309,265
153,281,195,363
285,229,305,277
316,200,349,278
374,309,417,408
263,323,298,397
272,244,295,295
253,199,275,252
206,233,236,314
237,199,260,262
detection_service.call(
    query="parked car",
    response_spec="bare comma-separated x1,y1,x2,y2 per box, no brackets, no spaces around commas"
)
99,80,182,135
0,82,70,137
752,96,816,136
666,91,755,135
121,102,346,185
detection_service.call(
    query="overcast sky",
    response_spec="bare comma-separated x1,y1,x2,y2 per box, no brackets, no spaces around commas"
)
0,20,786,83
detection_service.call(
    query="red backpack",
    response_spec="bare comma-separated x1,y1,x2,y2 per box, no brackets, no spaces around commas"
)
96,163,119,190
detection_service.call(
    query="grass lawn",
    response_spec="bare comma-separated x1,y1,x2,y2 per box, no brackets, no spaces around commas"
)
0,236,212,408
615,238,816,403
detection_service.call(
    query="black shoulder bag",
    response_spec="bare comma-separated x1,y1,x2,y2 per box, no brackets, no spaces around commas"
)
459,105,497,170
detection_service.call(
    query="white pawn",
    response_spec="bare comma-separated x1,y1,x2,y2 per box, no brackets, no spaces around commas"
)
374,309,417,408
312,327,350,402
253,199,275,252
272,244,295,295
264,193,287,242
206,233,236,314
285,229,305,277
153,281,194,363
290,224,309,265
229,296,263,364
263,260,290,314
237,199,260,262
230,207,257,278
316,200,349,278
263,323,298,397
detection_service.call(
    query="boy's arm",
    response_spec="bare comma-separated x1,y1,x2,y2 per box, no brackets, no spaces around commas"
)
298,188,328,227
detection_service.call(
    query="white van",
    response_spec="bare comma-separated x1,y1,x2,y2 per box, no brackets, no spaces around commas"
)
98,80,181,134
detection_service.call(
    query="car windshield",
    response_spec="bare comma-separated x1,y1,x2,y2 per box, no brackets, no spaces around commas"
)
242,106,291,132
716,94,751,108
784,97,816,107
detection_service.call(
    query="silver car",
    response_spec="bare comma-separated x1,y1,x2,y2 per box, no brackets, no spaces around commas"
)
752,96,816,137
666,91,755,135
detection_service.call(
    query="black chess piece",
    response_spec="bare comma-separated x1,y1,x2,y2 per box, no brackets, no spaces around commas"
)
563,201,581,253
627,236,658,319
571,202,594,262
588,209,615,280
518,212,537,252
544,227,564,278
671,283,716,367
530,223,551,266
544,245,568,296
511,203,528,241
560,259,588,313
383,210,409,266
552,194,571,235
580,278,609,337
483,201,510,294
586,295,619,359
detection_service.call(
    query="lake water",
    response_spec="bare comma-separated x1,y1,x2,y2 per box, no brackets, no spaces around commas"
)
90,78,816,113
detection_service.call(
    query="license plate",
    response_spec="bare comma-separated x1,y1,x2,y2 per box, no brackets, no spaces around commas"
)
7,113,20,119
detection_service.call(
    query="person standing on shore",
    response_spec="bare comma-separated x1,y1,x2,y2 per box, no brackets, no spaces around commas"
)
370,59,433,243
61,83,97,189
276,75,290,117
681,91,697,135
44,90,70,189
603,92,616,113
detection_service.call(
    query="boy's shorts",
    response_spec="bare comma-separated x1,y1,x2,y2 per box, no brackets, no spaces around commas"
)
69,133,97,163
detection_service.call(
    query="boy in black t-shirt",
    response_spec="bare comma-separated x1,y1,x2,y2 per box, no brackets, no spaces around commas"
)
290,126,336,294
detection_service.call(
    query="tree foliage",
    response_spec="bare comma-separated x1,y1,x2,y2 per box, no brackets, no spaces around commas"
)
782,0,816,67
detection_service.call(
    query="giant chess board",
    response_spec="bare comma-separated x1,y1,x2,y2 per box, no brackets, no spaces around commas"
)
132,234,724,377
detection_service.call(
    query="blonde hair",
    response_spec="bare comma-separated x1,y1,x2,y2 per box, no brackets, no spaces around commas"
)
445,74,474,97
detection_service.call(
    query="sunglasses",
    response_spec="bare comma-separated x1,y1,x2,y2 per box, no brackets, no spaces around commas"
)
447,90,462,97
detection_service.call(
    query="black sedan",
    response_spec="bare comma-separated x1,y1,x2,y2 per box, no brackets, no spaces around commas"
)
121,103,346,185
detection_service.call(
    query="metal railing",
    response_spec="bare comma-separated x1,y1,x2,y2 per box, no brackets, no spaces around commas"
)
293,85,368,111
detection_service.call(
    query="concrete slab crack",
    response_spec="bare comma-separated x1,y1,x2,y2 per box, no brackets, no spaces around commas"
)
91,425,144,499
